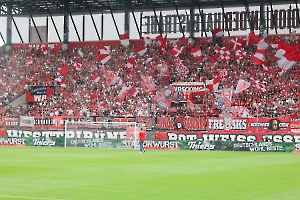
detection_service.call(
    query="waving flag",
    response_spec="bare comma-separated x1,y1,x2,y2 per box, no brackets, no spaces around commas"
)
206,76,221,92
169,46,184,57
97,54,111,64
159,34,167,52
230,36,242,50
135,46,147,57
155,34,163,42
92,75,100,83
234,79,250,94
98,45,111,54
120,33,129,46
251,49,268,66
211,28,224,37
58,65,68,76
215,47,232,62
117,83,133,99
102,67,118,87
190,46,203,61
141,36,152,45
248,31,268,50
126,58,135,69
236,50,246,63
25,57,33,65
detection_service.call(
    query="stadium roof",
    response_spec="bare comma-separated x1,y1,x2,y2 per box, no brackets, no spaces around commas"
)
0,0,297,16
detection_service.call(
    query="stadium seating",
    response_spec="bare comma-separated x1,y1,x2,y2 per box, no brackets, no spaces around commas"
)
0,33,299,118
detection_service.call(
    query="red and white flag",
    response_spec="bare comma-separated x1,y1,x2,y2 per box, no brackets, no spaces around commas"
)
206,76,221,92
248,31,268,50
120,33,129,46
25,57,33,65
159,34,167,52
140,75,157,93
211,28,224,37
169,46,184,57
190,46,202,61
251,49,268,66
135,46,147,57
117,83,133,99
98,45,111,54
128,88,139,97
126,58,135,69
71,60,83,71
230,36,242,50
234,79,250,94
78,49,83,57
141,36,152,45
236,50,246,63
215,47,232,62
60,80,67,88
92,75,100,83
102,67,118,87
97,54,111,64
277,52,300,71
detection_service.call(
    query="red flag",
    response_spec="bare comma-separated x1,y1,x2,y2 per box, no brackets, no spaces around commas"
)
155,34,163,42
46,88,53,98
169,46,184,57
159,34,167,52
58,65,68,76
51,44,61,52
89,93,98,99
119,33,129,40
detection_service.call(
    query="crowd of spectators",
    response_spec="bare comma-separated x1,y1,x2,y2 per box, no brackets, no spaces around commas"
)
0,32,299,119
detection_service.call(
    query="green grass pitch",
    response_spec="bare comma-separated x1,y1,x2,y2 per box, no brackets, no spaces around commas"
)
0,147,300,200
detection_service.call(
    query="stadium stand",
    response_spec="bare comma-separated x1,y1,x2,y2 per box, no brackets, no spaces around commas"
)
0,32,299,119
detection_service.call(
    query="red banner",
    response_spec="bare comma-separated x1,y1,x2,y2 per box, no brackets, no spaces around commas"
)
156,116,206,131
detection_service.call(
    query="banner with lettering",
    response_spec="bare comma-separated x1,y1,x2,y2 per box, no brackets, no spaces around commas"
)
290,118,300,132
153,131,300,143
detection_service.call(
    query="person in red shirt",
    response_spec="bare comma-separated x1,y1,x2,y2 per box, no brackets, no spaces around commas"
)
139,127,146,153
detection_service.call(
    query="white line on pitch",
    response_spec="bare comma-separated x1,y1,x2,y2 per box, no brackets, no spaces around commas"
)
0,195,68,200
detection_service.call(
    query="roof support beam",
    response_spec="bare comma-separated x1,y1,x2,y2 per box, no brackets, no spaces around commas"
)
88,10,101,40
29,13,43,42
243,0,254,31
193,0,207,37
69,11,81,41
107,0,120,39
269,0,278,34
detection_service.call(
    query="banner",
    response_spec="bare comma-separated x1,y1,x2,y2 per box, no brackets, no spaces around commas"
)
153,131,300,143
291,118,300,132
19,116,34,127
156,116,206,131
